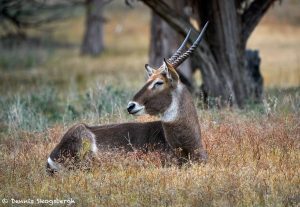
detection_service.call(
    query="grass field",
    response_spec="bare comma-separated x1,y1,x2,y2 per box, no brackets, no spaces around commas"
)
0,2,299,206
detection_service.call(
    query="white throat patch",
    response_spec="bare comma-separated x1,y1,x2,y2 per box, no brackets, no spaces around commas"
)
161,83,183,122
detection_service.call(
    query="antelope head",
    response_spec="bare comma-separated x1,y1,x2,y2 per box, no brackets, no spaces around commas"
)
127,22,209,117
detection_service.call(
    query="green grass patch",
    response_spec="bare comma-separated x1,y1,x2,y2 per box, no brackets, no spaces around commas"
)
0,84,132,134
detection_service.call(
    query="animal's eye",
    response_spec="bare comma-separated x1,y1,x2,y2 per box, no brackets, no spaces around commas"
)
153,81,164,88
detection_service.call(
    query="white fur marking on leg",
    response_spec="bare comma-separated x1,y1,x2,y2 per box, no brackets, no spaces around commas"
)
47,157,60,171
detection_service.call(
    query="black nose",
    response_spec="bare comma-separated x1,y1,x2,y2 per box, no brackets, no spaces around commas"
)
127,102,136,113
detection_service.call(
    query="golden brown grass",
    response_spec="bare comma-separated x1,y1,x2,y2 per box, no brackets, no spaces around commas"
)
0,112,299,206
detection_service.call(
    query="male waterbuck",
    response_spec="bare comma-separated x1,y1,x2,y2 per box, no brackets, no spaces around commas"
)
46,22,208,174
127,22,209,164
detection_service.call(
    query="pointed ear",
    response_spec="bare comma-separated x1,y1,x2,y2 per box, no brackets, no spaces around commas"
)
145,64,155,77
163,59,179,84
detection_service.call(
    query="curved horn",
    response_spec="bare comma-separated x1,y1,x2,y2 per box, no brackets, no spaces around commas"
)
168,29,191,63
172,21,209,68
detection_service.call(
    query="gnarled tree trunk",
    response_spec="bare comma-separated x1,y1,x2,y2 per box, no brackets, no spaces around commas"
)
143,0,275,107
195,0,249,106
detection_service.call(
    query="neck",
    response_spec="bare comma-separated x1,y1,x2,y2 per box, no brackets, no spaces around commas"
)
162,83,199,126
161,83,184,122
161,82,197,123
160,83,204,157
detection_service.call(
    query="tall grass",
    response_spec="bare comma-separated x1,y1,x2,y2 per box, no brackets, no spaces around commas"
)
0,103,299,206
0,84,131,135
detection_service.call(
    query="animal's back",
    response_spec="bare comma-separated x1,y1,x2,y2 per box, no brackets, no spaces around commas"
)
88,121,168,151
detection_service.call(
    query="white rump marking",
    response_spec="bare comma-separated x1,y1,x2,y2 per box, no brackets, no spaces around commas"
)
90,133,98,153
161,83,183,122
47,157,61,171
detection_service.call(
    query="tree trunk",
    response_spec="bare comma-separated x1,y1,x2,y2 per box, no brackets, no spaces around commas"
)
245,49,263,102
195,0,250,106
81,0,105,56
142,0,274,107
149,0,194,89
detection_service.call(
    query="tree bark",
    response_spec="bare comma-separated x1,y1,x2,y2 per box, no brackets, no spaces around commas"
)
241,0,276,43
81,0,105,56
142,0,274,107
245,49,263,102
149,0,194,89
196,0,249,106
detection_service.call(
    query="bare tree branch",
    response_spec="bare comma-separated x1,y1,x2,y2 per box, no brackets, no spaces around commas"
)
0,0,84,33
141,0,214,65
241,0,276,43
142,0,192,37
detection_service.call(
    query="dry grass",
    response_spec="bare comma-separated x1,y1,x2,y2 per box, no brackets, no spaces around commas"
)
0,112,299,206
0,1,300,206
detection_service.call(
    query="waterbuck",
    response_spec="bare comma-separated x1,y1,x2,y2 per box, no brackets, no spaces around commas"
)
46,22,208,174
127,22,209,164
46,121,168,174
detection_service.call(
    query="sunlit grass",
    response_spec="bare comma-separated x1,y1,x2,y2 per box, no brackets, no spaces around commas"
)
0,109,299,206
